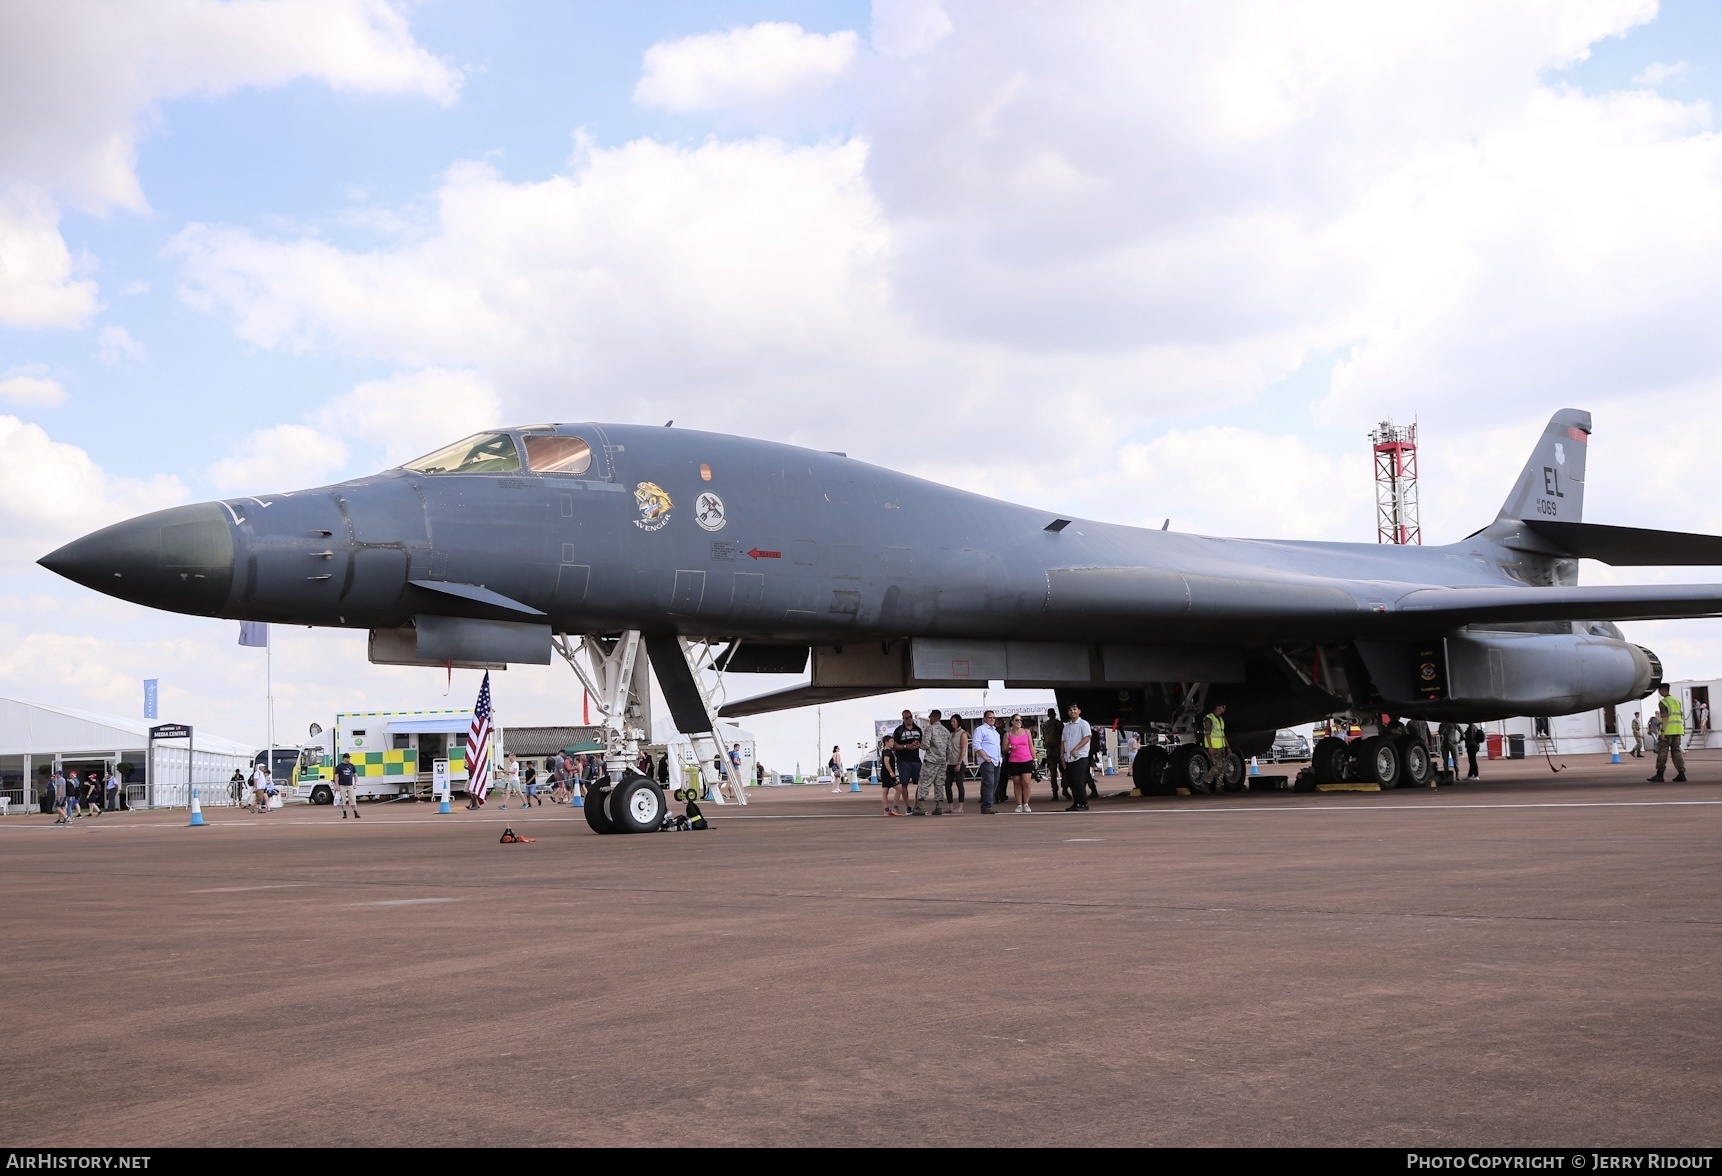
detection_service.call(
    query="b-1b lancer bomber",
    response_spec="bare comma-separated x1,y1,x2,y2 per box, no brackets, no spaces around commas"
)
40,409,1722,832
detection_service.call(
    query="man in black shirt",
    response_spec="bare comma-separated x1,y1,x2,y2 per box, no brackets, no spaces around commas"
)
334,752,360,819
1463,724,1485,780
892,709,924,814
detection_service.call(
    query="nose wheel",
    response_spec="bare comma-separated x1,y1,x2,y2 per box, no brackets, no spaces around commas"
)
604,774,665,834
583,780,616,833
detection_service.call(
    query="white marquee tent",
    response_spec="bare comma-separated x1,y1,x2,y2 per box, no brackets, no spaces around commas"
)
0,698,255,812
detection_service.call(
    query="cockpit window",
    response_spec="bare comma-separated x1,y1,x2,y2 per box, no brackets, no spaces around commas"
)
402,433,521,475
523,435,593,475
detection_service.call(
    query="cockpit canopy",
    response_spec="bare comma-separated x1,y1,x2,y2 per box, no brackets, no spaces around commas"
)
402,428,595,477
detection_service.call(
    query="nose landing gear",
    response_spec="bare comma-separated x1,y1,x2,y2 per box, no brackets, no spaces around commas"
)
553,629,744,833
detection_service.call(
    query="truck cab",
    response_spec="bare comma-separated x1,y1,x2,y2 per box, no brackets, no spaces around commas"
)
253,747,304,788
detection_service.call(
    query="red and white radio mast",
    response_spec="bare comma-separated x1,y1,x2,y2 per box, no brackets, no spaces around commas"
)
1371,419,1421,545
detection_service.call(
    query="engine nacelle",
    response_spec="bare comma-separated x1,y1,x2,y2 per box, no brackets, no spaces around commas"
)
1439,630,1658,719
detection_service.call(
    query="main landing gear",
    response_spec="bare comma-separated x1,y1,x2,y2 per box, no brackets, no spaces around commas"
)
1308,730,1435,789
1132,744,1245,795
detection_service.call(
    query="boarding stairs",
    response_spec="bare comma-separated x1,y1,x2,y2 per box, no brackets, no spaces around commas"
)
676,638,746,806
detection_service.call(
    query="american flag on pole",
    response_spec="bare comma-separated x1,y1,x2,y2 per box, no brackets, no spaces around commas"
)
468,672,493,802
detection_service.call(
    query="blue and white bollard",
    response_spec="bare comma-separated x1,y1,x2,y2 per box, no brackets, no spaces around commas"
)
571,783,584,808
188,788,205,827
849,770,862,793
1248,757,1260,777
1610,740,1622,764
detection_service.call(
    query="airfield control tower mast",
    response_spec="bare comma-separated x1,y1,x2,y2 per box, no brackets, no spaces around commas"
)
1371,419,1421,545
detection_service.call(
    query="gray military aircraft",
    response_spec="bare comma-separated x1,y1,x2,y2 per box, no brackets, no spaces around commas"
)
38,408,1722,832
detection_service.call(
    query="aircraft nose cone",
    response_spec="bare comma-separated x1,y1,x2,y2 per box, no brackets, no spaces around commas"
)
39,502,236,616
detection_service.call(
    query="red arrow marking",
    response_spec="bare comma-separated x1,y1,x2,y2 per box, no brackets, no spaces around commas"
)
747,547,781,560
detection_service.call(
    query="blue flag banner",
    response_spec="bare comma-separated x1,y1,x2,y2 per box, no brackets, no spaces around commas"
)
238,621,269,648
144,679,158,720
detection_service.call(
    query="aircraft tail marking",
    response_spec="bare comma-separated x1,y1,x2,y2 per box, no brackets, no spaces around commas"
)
1496,408,1590,524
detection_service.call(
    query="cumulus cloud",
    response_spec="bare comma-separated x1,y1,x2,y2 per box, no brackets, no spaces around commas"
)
199,368,500,495
0,370,68,406
634,22,858,115
859,1,1658,355
316,367,503,467
870,0,953,59
1112,428,1376,542
1634,60,1688,86
0,0,460,212
207,423,349,494
170,140,908,431
0,415,185,568
0,185,100,328
169,133,1324,474
96,324,144,365
1315,88,1722,434
0,0,457,330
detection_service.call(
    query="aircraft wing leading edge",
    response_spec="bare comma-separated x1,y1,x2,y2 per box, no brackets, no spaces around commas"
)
1391,583,1722,625
1045,566,1722,631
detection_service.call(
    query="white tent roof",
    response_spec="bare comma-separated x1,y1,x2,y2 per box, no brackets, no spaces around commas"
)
0,698,254,757
664,721,756,745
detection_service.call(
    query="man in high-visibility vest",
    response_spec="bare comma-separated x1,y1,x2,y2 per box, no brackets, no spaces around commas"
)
1195,703,1230,794
1648,684,1688,783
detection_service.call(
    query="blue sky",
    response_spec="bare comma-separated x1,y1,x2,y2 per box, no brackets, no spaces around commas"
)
5,1,1722,758
1563,0,1722,98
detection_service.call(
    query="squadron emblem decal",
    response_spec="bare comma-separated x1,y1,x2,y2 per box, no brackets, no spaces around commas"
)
633,481,674,531
694,491,727,531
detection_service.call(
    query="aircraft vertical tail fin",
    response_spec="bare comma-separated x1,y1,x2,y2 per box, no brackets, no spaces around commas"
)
1496,408,1591,524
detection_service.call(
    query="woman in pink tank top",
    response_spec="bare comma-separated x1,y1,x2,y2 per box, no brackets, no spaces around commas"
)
1004,716,1036,813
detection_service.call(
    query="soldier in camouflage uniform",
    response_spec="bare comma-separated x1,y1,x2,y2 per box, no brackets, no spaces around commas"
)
917,708,952,815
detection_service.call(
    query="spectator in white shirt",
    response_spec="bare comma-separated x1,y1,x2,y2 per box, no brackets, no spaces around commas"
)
972,711,1002,814
1061,704,1094,811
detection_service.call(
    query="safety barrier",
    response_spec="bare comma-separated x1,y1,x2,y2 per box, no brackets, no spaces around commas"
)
145,779,248,809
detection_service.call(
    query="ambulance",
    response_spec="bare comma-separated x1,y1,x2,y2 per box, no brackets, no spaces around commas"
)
292,709,499,805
